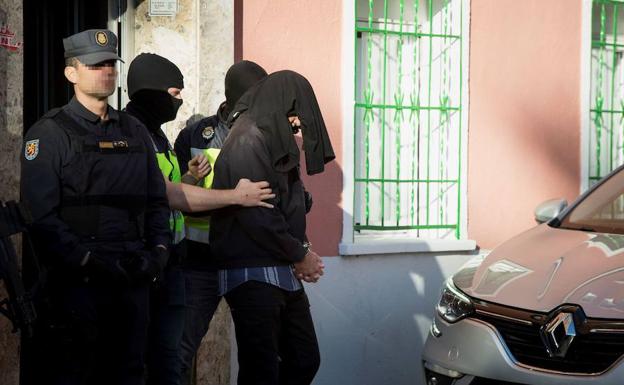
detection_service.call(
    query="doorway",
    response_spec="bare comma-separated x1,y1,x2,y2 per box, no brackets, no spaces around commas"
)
22,0,135,133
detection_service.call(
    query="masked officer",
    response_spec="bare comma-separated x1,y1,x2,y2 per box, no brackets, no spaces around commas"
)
173,60,269,384
125,53,188,385
125,54,275,385
20,30,170,385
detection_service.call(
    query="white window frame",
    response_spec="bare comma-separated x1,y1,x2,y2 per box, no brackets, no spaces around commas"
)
339,0,475,256
581,0,592,194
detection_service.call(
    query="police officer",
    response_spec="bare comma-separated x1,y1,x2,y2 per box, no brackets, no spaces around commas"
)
173,60,268,384
125,53,188,385
125,54,275,385
20,30,170,385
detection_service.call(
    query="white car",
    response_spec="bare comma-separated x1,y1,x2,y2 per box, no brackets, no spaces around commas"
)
422,166,624,385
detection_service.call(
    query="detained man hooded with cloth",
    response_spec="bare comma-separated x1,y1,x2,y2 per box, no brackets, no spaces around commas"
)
210,70,335,385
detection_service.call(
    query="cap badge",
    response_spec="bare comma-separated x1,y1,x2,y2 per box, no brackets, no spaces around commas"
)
95,31,108,46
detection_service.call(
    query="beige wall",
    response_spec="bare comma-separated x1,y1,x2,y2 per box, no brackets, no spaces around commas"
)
0,0,23,384
132,0,233,134
238,0,343,257
467,0,582,249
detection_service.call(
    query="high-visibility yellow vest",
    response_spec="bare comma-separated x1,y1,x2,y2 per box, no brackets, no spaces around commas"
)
151,136,186,245
184,147,221,244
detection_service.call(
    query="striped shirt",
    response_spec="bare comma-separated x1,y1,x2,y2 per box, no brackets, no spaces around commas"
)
218,265,303,296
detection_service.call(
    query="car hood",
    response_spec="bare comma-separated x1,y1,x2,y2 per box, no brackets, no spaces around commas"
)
453,224,624,319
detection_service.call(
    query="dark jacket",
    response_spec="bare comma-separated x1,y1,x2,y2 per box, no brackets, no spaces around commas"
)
20,97,170,269
174,103,230,175
173,104,229,270
209,113,307,269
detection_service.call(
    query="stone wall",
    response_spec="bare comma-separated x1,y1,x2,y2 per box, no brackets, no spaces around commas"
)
0,0,23,384
133,0,233,136
133,1,233,384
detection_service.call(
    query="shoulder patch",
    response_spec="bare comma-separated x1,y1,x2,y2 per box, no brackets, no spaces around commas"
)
24,139,39,160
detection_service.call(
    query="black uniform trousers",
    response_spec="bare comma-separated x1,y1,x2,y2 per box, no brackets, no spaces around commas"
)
178,241,222,385
225,281,320,385
146,265,186,385
30,273,150,385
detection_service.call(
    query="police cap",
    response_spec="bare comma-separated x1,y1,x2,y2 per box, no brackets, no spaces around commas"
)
63,29,123,66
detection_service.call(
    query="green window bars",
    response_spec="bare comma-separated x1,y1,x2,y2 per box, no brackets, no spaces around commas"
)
353,0,465,240
590,0,624,185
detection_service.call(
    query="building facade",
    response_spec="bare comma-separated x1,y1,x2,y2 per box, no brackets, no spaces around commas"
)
0,0,613,384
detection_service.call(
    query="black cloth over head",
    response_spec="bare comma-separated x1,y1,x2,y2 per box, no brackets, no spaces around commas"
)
224,60,268,116
229,70,335,175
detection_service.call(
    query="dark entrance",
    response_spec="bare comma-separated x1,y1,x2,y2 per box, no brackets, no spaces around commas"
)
23,0,110,132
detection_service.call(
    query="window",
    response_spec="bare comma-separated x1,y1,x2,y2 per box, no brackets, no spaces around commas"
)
352,0,466,241
589,0,624,186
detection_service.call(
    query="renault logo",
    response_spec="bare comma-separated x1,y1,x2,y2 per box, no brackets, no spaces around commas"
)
540,312,576,358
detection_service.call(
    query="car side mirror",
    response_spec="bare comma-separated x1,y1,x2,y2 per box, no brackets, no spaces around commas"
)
534,198,568,224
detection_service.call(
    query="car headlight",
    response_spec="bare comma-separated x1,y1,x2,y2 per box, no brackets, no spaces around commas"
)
436,277,474,323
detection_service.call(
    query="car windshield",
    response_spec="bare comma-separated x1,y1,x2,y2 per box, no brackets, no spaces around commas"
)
559,169,624,234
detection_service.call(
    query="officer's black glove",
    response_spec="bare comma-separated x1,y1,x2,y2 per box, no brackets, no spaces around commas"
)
125,247,169,284
84,252,130,286
304,190,313,214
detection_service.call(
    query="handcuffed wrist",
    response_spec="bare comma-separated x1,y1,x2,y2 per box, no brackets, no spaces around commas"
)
302,241,312,254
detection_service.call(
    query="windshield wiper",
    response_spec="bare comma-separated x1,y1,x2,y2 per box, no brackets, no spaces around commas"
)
572,226,596,232
549,218,562,227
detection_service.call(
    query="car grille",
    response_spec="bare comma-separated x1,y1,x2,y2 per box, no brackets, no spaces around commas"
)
471,379,527,385
473,312,624,374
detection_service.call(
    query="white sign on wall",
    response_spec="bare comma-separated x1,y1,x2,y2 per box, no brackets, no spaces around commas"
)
149,0,178,17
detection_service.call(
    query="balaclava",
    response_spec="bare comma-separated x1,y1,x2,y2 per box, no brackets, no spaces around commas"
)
126,53,184,129
224,60,268,117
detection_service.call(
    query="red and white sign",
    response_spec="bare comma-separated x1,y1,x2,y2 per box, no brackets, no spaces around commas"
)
0,25,22,52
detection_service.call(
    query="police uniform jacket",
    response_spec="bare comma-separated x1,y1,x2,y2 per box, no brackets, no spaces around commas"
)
20,97,171,270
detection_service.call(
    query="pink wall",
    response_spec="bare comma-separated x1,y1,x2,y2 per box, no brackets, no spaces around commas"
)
237,0,343,256
468,0,582,249
239,0,584,253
